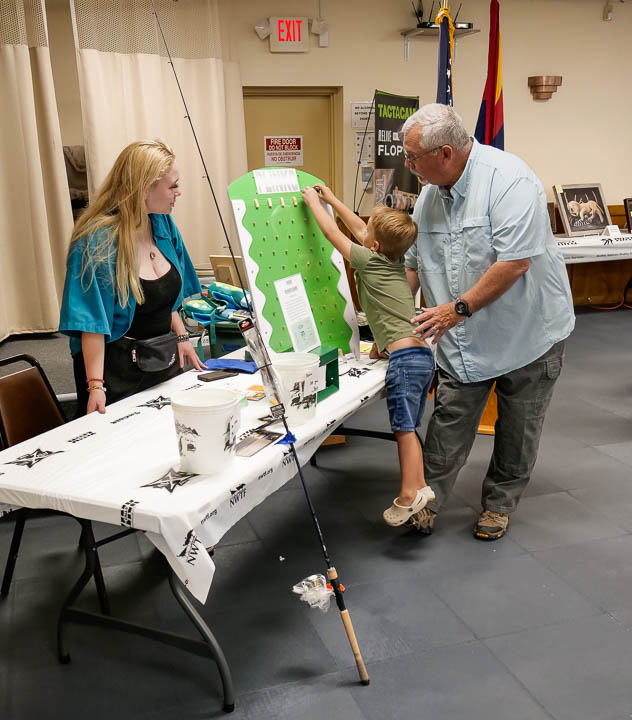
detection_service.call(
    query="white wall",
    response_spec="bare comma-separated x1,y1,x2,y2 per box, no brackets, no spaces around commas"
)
221,0,632,214
47,0,632,213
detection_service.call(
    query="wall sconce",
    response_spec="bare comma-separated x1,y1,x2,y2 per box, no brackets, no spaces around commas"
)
528,76,562,100
254,19,271,40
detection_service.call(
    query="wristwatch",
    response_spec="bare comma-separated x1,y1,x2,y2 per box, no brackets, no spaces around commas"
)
454,298,472,317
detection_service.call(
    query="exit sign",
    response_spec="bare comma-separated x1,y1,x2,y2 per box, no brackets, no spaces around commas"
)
269,17,309,52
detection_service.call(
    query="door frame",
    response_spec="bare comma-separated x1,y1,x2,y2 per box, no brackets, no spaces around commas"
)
242,86,343,197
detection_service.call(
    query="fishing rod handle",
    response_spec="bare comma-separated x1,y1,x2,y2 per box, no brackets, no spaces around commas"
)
339,609,370,685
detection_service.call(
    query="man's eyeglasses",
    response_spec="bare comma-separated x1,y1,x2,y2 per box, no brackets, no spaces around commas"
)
404,146,443,164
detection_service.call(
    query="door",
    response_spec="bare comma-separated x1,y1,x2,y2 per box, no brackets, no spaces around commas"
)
243,87,341,193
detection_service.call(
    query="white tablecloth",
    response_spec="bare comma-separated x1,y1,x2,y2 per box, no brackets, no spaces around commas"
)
0,356,386,603
556,234,632,264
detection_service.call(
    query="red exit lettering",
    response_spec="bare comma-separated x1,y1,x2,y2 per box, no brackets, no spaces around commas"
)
277,18,303,42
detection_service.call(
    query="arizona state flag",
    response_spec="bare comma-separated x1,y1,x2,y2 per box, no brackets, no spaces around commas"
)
475,0,504,149
435,4,455,106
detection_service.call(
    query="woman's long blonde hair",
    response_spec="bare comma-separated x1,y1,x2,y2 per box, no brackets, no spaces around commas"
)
70,139,176,307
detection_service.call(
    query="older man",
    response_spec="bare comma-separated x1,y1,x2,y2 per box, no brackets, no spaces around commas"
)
402,103,574,540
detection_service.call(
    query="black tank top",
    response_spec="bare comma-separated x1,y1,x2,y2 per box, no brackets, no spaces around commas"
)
127,261,180,339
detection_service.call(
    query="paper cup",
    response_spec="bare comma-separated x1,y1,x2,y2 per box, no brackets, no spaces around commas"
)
272,352,320,425
171,387,241,474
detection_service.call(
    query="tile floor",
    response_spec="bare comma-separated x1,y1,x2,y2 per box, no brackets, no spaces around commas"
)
1,308,632,720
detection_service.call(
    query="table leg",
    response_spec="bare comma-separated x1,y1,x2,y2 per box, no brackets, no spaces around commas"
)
168,571,235,713
57,518,99,663
1,507,27,598
56,523,236,713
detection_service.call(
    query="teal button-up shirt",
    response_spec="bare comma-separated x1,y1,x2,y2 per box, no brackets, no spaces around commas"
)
59,213,200,356
405,139,574,383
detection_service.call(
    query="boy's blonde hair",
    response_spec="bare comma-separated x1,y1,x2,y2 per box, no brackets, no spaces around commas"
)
369,206,418,261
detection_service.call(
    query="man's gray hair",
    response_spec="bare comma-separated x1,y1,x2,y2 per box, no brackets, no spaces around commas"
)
402,103,470,151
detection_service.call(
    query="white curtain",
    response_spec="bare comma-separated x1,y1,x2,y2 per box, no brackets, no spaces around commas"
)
0,0,73,342
70,0,248,265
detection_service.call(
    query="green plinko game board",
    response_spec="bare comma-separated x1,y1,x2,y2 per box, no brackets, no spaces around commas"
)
228,167,359,356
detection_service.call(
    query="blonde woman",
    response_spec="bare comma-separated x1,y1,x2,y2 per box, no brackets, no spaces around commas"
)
60,140,205,416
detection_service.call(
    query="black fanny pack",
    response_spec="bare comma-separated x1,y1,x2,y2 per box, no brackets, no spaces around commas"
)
126,331,178,372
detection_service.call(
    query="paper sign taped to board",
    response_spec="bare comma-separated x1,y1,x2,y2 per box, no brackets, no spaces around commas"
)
274,273,321,352
253,168,300,194
264,136,303,167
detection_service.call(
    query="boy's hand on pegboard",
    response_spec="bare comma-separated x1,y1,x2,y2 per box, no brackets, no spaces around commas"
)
301,186,320,209
313,184,336,205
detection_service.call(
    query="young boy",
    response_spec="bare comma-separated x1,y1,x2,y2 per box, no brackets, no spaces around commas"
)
302,184,435,527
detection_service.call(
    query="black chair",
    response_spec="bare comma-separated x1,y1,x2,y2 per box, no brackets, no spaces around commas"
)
0,354,108,607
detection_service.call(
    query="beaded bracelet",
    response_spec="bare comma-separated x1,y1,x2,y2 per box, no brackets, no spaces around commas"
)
176,334,190,343
86,377,105,385
87,385,106,393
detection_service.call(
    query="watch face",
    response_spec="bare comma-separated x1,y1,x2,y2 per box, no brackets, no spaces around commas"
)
455,300,471,316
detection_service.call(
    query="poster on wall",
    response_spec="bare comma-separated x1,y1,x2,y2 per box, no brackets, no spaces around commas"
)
374,90,419,211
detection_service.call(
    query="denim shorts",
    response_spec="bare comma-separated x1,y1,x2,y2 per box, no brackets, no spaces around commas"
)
385,346,435,432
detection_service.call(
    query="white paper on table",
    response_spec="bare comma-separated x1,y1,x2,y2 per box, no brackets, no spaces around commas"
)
273,273,321,352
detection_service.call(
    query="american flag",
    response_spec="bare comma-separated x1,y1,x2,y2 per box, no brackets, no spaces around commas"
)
436,4,455,106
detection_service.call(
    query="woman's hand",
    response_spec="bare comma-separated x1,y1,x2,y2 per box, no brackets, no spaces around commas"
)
86,388,106,414
178,340,206,371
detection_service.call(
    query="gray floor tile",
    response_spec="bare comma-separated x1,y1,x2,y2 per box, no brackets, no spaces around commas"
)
197,597,337,695
232,674,366,720
486,614,632,720
544,394,632,447
508,492,627,552
428,554,599,638
531,439,632,491
571,480,632,533
594,440,632,466
349,642,552,720
534,535,632,614
307,576,475,667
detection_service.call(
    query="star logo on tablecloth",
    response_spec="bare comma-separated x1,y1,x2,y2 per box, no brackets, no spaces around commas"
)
141,468,197,493
3,448,63,469
138,395,171,410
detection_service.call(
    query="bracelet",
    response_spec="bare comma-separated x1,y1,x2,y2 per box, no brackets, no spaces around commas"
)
87,385,106,393
176,334,190,343
86,377,105,385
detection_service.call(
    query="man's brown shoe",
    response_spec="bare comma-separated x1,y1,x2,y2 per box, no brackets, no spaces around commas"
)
406,507,437,535
474,510,509,541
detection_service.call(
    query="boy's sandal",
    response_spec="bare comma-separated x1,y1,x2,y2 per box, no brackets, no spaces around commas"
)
383,486,435,527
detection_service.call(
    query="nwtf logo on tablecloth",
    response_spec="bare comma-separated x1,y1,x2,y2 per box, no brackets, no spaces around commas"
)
178,529,202,565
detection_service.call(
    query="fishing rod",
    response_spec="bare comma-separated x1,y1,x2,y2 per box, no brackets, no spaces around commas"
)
150,0,369,687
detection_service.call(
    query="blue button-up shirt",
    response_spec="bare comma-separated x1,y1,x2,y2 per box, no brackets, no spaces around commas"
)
405,139,574,383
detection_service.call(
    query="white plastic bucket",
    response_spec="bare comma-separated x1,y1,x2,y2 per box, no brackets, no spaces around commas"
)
171,387,241,474
272,352,320,426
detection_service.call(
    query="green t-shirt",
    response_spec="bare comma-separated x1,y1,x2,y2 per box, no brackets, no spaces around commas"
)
349,243,416,353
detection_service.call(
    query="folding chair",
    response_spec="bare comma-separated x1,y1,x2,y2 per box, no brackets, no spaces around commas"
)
0,354,108,609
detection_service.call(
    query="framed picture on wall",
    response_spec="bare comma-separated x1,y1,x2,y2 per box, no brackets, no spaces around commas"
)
553,183,611,237
623,198,632,234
